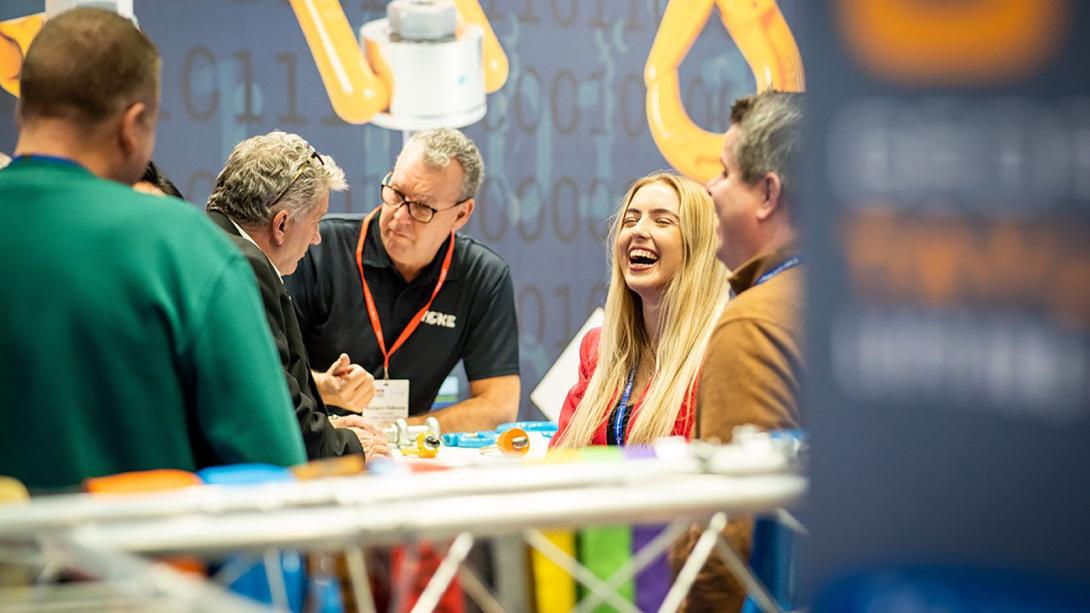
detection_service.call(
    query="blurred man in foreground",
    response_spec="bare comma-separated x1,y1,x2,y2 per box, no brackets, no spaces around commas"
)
0,8,305,492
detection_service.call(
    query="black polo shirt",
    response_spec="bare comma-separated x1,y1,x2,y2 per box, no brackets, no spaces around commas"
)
285,211,519,416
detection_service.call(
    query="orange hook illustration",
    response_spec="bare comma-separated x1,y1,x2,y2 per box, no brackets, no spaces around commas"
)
451,0,508,93
288,0,388,124
290,0,508,125
0,13,44,98
645,0,804,183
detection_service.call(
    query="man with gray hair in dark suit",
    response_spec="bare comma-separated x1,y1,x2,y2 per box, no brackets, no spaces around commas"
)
207,130,390,462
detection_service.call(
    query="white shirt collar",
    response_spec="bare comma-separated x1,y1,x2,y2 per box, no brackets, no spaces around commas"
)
227,216,283,282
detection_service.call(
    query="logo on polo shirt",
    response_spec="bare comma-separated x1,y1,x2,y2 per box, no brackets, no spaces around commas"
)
423,310,457,329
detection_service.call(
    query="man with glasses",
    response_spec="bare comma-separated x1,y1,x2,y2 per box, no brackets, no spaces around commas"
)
287,128,520,432
207,131,390,462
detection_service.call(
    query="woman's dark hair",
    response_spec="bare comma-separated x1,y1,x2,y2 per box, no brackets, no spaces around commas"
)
141,160,184,200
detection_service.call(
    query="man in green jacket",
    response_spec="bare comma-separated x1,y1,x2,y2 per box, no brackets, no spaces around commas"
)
0,7,306,493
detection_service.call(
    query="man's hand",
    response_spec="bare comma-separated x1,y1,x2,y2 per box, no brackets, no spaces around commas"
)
313,353,376,413
331,414,391,463
331,413,382,437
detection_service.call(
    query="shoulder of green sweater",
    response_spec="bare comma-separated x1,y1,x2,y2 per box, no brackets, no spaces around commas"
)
136,198,246,256
45,169,241,254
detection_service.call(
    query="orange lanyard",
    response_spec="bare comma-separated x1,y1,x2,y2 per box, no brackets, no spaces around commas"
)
355,208,456,378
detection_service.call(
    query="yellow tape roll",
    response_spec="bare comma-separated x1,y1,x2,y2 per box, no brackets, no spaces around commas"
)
645,0,804,183
415,431,441,459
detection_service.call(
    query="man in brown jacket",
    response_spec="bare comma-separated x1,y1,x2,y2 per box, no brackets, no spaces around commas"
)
670,91,804,611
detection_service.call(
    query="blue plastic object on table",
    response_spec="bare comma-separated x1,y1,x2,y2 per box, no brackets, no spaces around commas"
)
442,431,497,448
495,421,558,434
197,463,295,485
443,421,560,447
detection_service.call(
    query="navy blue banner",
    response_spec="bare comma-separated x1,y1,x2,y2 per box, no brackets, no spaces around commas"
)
0,1,802,417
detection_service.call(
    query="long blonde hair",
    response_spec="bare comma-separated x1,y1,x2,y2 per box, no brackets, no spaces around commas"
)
554,172,729,448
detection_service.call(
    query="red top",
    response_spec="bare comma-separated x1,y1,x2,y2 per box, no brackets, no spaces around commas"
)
552,327,697,447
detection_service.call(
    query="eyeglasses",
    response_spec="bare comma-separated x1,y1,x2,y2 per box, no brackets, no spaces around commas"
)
380,172,469,223
265,149,324,210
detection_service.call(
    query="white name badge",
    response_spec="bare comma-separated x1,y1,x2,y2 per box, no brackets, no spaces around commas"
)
366,379,410,426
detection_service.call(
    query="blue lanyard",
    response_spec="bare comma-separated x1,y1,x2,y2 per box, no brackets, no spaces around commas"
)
755,256,802,286
612,368,637,445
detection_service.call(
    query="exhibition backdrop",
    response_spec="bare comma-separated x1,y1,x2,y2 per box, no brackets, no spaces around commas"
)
0,0,799,419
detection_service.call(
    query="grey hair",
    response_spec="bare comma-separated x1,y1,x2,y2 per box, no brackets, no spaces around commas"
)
206,130,347,228
731,91,803,203
398,128,484,201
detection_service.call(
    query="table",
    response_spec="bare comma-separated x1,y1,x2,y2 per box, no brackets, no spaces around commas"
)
0,438,805,612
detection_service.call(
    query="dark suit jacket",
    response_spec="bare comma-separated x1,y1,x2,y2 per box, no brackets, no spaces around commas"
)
208,210,363,460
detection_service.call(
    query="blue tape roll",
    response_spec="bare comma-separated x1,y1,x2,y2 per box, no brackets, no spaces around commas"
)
442,431,497,448
495,421,558,434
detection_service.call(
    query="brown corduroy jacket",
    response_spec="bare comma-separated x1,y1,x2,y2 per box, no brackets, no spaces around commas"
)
669,247,804,612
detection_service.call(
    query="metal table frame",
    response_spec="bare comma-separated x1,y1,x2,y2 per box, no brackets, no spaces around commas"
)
0,442,806,612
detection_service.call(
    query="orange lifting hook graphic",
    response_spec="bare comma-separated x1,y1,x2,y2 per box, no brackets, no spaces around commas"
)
289,0,509,125
1,1,508,122
645,0,805,183
0,13,43,98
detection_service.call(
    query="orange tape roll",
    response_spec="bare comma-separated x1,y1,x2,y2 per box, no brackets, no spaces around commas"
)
292,455,366,479
84,469,205,576
497,427,530,457
84,469,202,495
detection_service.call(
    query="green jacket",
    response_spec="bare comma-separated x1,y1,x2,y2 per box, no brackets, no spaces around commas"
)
0,157,306,492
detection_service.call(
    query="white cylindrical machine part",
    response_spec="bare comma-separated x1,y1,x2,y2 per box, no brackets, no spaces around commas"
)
45,0,134,18
361,19,486,131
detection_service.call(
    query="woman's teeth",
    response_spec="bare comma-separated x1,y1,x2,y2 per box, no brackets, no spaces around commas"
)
629,248,658,266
